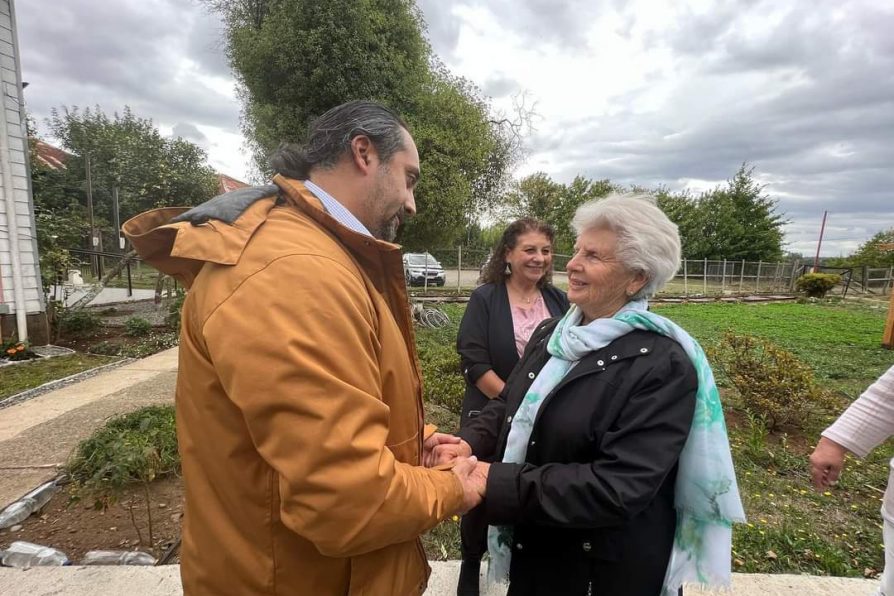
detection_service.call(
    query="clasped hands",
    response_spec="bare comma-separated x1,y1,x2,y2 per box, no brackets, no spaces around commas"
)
423,433,489,514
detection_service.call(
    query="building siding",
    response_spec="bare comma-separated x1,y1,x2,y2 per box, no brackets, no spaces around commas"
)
0,0,42,314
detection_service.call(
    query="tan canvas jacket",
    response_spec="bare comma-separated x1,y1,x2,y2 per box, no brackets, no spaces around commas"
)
123,176,464,595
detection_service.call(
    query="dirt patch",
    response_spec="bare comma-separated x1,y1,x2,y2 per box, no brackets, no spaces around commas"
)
0,476,183,564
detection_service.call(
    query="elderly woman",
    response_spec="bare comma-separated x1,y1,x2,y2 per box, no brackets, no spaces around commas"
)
456,218,569,594
437,193,744,596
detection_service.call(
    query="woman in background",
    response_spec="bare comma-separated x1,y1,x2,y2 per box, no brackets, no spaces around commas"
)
455,218,569,595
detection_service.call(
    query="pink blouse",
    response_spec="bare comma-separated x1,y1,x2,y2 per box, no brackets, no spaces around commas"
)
511,293,552,357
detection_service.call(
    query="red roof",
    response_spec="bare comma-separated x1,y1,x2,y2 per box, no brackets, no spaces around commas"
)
217,173,249,194
32,139,249,194
33,139,72,170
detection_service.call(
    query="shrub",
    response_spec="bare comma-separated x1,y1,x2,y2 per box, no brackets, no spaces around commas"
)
67,405,179,550
165,290,186,330
795,273,841,298
59,309,101,338
708,332,831,431
67,405,179,498
124,316,153,337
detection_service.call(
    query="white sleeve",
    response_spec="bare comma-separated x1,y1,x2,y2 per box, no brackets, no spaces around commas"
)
822,365,894,457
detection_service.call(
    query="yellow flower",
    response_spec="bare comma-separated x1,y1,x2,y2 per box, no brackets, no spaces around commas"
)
823,491,832,496
452,515,459,522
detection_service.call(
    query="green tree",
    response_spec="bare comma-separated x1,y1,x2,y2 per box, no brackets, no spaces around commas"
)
850,228,894,267
47,106,218,226
27,137,88,290
555,176,614,253
205,0,513,248
656,164,786,261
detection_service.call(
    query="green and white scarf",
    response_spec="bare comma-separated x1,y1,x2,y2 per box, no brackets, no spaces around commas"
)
487,300,745,596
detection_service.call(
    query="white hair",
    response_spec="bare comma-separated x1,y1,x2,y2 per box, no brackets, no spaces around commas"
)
571,192,681,300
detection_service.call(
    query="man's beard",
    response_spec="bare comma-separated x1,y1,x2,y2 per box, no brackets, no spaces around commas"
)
374,216,401,242
369,172,402,242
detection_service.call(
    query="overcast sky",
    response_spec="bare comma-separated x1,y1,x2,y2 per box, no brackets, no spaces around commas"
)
17,0,893,256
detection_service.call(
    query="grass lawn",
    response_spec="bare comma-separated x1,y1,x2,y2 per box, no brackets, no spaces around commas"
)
0,353,121,400
419,299,894,577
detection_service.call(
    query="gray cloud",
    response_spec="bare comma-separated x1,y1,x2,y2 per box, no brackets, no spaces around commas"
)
18,0,239,136
477,0,606,50
417,0,463,58
188,7,232,78
482,74,520,98
172,122,208,145
524,0,894,255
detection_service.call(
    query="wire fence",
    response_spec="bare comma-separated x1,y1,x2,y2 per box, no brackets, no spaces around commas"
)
412,248,894,297
53,246,893,299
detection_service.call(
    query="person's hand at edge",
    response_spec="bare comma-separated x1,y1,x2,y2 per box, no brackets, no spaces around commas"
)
809,436,849,490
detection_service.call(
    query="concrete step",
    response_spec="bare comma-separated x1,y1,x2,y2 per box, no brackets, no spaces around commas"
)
0,563,879,595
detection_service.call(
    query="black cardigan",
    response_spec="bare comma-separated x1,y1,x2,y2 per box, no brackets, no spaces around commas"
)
456,283,569,419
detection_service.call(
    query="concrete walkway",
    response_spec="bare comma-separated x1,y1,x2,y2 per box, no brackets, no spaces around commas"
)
0,348,178,507
0,347,881,594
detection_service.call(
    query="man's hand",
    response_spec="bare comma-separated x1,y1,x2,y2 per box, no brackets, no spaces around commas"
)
423,433,462,468
451,456,483,514
470,461,490,497
809,437,849,490
431,439,473,467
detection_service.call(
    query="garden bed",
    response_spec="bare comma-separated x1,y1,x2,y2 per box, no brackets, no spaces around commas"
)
0,477,182,563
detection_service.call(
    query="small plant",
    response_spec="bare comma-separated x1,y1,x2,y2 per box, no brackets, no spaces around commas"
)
59,309,102,338
165,290,186,330
708,331,832,431
1,336,38,362
124,316,153,337
743,410,769,464
795,273,841,298
67,405,179,550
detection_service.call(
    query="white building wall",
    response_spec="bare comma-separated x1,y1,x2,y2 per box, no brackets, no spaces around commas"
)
0,0,43,315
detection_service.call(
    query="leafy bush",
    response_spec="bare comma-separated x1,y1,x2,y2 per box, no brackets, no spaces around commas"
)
67,405,179,550
795,273,840,298
415,308,465,416
67,405,179,500
59,309,102,338
708,331,831,431
124,316,153,337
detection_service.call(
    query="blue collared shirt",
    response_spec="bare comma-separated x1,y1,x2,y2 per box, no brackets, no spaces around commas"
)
303,180,372,238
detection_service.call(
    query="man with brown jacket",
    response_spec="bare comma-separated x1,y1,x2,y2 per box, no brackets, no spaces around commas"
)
123,101,485,595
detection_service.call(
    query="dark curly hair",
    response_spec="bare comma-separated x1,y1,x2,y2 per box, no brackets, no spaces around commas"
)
480,218,556,287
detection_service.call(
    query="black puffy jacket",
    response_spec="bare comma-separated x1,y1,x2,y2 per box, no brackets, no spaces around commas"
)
458,318,697,596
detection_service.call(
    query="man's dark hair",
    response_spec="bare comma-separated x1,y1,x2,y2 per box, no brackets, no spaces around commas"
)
269,100,409,179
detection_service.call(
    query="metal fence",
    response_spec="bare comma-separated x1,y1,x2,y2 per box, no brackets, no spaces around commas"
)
412,249,894,297
51,245,894,299
46,249,159,304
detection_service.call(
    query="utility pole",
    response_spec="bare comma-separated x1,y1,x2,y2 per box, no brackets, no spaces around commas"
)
812,210,828,273
85,153,98,276
112,186,124,250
